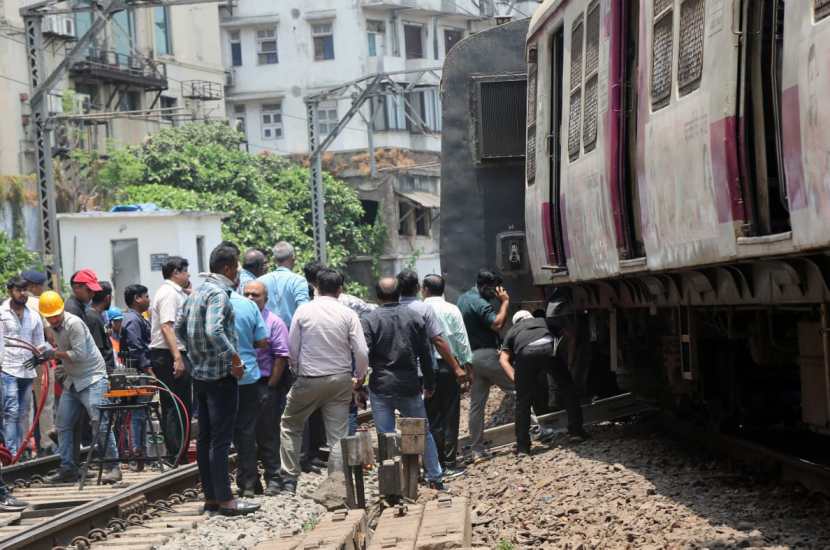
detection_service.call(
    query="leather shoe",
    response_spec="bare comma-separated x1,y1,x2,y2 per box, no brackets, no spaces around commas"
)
218,500,260,517
263,478,283,496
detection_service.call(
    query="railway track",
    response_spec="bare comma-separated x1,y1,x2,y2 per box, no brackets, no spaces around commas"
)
0,457,217,550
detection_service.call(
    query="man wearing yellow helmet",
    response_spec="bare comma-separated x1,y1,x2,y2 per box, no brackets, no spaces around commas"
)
38,291,121,484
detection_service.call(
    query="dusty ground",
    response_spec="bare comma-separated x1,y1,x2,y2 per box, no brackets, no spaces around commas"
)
446,420,830,549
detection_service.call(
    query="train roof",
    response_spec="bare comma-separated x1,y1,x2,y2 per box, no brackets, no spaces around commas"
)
528,0,566,39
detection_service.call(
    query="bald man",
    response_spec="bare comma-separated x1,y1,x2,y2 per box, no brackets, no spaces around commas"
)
360,277,445,489
242,280,290,495
238,249,268,292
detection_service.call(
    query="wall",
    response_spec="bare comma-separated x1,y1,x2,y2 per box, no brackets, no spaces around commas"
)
58,213,223,303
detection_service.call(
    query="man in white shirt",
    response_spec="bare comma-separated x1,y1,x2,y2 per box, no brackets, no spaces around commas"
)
279,269,369,495
1,276,44,456
149,256,191,463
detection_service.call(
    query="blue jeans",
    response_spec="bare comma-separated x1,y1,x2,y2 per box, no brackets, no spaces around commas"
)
130,396,150,451
369,391,443,482
56,378,118,472
2,374,34,456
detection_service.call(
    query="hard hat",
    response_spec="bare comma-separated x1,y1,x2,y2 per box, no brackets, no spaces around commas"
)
39,290,65,318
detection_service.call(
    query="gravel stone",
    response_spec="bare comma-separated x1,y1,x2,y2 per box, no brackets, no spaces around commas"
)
155,473,326,549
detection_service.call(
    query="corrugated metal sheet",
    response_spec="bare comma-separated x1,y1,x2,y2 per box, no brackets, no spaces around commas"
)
397,191,440,209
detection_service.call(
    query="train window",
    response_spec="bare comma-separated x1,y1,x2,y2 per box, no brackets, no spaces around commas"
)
527,47,538,184
651,0,674,109
478,79,527,159
583,1,600,152
817,0,830,21
568,16,584,160
678,0,706,95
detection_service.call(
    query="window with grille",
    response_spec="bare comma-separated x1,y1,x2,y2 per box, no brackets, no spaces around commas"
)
583,1,600,152
478,79,527,159
651,0,674,109
678,0,705,95
261,103,282,139
317,101,338,136
568,16,584,160
817,0,830,21
527,48,538,183
229,30,242,66
312,22,335,60
256,28,278,65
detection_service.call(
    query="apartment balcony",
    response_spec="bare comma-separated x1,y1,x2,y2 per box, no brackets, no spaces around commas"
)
68,48,168,91
361,0,492,18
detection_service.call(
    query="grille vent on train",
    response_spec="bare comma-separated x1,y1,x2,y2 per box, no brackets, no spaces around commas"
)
583,1,601,152
678,0,706,95
655,0,674,16
817,0,830,21
568,90,582,160
651,6,674,109
568,17,584,160
478,79,527,159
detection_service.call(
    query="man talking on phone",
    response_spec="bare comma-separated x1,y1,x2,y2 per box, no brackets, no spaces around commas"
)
176,244,260,517
456,269,511,462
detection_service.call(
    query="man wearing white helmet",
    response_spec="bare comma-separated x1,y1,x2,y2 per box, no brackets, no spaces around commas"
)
499,308,586,456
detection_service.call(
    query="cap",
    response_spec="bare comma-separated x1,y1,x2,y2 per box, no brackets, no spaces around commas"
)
512,310,533,324
71,269,103,292
107,307,124,322
21,270,47,285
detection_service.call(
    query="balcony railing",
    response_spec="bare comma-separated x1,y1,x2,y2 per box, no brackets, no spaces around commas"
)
68,48,168,90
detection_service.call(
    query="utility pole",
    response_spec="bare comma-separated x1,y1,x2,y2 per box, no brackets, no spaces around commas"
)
21,0,223,287
304,68,441,263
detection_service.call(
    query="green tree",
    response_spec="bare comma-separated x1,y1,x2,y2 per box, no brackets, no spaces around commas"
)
94,122,384,271
0,233,42,285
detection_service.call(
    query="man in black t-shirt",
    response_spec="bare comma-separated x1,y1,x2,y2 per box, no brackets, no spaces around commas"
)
500,309,585,455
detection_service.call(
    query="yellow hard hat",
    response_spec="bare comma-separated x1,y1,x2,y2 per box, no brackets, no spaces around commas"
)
39,290,65,318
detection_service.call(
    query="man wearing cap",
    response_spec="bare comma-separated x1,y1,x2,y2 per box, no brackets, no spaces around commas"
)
38,291,121,483
65,270,101,319
1,276,45,456
499,310,586,455
21,270,56,455
0,309,29,511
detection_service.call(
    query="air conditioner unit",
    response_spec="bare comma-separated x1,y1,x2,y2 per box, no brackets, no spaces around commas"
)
43,15,76,38
225,69,235,87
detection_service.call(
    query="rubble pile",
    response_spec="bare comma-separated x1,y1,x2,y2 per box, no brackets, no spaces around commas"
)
447,423,830,549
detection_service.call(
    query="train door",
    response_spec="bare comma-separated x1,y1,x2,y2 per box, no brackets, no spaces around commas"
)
741,0,791,234
548,27,566,267
619,1,645,257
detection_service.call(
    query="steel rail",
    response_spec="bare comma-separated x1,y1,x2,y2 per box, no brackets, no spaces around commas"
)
1,462,205,550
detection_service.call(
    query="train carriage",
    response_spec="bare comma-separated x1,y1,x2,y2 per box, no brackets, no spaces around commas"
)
442,1,830,439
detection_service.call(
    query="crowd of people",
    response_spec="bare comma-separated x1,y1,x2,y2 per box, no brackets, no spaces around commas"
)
0,239,585,515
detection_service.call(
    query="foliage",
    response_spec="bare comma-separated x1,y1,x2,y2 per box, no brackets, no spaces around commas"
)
94,122,385,272
0,233,42,286
495,540,515,550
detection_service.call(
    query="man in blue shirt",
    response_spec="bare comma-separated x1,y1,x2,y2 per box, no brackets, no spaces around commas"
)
257,241,309,327
230,290,268,497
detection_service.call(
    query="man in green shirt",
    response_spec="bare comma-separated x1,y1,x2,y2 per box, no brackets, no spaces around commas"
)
423,274,473,475
456,269,511,460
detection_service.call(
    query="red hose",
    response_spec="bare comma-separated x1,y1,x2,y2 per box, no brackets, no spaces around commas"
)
134,385,191,465
12,360,52,464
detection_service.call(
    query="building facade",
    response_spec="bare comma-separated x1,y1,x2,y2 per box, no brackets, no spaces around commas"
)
0,0,226,179
220,0,537,281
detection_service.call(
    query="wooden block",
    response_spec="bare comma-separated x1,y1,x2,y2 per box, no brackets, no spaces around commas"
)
368,504,425,550
400,433,426,455
415,496,471,550
256,510,367,550
378,431,401,461
398,418,426,436
403,454,420,500
342,435,363,467
378,457,403,497
355,430,375,465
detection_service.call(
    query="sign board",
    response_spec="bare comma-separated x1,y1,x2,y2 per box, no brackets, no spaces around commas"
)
150,253,170,272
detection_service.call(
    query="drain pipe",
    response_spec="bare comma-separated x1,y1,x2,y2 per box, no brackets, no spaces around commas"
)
822,304,830,428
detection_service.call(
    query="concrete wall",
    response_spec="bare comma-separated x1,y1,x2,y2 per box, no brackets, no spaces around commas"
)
58,213,223,305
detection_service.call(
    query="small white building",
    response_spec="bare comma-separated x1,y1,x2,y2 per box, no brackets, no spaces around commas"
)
58,210,224,307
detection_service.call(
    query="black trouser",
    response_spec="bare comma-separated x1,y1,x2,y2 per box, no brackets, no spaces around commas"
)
234,383,263,492
515,356,582,453
194,376,237,503
425,362,461,467
150,349,192,463
301,409,326,465
255,380,287,484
